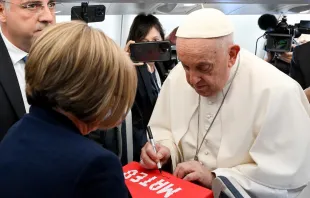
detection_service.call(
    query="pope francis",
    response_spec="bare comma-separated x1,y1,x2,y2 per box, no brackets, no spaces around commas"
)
139,8,310,197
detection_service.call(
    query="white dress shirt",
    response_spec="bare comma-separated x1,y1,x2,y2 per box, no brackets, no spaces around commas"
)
154,67,161,89
0,28,29,113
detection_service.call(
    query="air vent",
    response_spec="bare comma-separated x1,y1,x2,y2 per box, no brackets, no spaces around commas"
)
154,3,198,14
156,4,177,13
288,5,310,13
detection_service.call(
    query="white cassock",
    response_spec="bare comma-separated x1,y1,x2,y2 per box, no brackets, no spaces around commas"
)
148,48,310,197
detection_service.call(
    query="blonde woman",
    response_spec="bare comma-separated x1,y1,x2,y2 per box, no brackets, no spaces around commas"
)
0,21,136,198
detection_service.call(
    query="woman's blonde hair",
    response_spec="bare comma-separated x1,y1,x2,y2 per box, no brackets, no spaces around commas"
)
26,21,137,129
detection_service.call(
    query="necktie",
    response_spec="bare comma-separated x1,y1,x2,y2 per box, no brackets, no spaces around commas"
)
22,56,28,63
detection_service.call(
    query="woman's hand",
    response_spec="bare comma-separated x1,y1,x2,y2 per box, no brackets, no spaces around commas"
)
124,40,144,66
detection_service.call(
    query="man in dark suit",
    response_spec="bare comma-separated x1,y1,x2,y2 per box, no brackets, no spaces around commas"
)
290,42,310,90
0,0,55,140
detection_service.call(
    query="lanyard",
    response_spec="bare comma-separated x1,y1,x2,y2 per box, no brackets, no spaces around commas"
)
194,56,240,162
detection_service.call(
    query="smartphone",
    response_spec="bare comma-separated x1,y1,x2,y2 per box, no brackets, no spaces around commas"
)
130,41,172,62
71,4,105,23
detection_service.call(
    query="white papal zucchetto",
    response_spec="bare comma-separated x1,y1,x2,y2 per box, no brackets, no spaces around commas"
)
176,8,234,39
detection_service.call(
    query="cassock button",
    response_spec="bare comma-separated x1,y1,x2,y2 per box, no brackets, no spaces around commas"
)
207,114,213,119
208,101,213,105
205,151,209,155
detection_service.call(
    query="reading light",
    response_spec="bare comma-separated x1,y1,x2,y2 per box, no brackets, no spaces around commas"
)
184,4,196,7
300,10,310,14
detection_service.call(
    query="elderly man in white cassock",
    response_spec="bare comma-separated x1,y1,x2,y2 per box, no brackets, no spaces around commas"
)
140,8,310,197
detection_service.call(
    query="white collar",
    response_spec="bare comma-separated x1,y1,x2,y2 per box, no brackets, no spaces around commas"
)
0,27,28,65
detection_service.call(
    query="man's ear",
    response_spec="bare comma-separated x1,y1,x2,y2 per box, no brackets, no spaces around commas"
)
228,45,240,68
0,3,7,23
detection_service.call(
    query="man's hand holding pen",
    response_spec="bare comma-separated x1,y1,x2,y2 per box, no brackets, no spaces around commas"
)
140,142,171,170
140,127,215,189
140,143,215,188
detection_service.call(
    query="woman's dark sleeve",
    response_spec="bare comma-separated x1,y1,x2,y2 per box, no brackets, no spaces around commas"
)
75,154,128,198
290,47,306,89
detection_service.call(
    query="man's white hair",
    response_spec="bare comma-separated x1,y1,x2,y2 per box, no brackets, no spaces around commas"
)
217,33,234,50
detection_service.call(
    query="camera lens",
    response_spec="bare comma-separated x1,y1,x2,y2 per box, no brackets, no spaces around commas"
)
95,8,104,16
159,43,170,54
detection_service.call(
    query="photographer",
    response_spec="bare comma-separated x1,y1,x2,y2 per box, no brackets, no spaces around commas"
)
86,14,176,166
258,14,296,75
124,13,174,162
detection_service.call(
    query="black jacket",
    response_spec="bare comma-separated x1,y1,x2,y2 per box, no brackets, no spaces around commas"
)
0,106,129,198
290,42,310,89
131,63,162,162
0,34,26,140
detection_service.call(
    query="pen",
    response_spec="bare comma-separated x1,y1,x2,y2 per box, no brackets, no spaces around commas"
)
146,126,162,174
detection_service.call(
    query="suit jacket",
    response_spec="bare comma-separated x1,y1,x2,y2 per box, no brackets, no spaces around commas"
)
131,62,167,162
0,34,25,140
131,64,156,162
290,42,310,89
0,105,129,198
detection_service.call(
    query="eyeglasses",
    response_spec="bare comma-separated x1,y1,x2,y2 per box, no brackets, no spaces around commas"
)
2,1,63,14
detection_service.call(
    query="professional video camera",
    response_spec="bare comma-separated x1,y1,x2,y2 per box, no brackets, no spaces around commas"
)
256,14,310,53
71,2,105,23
